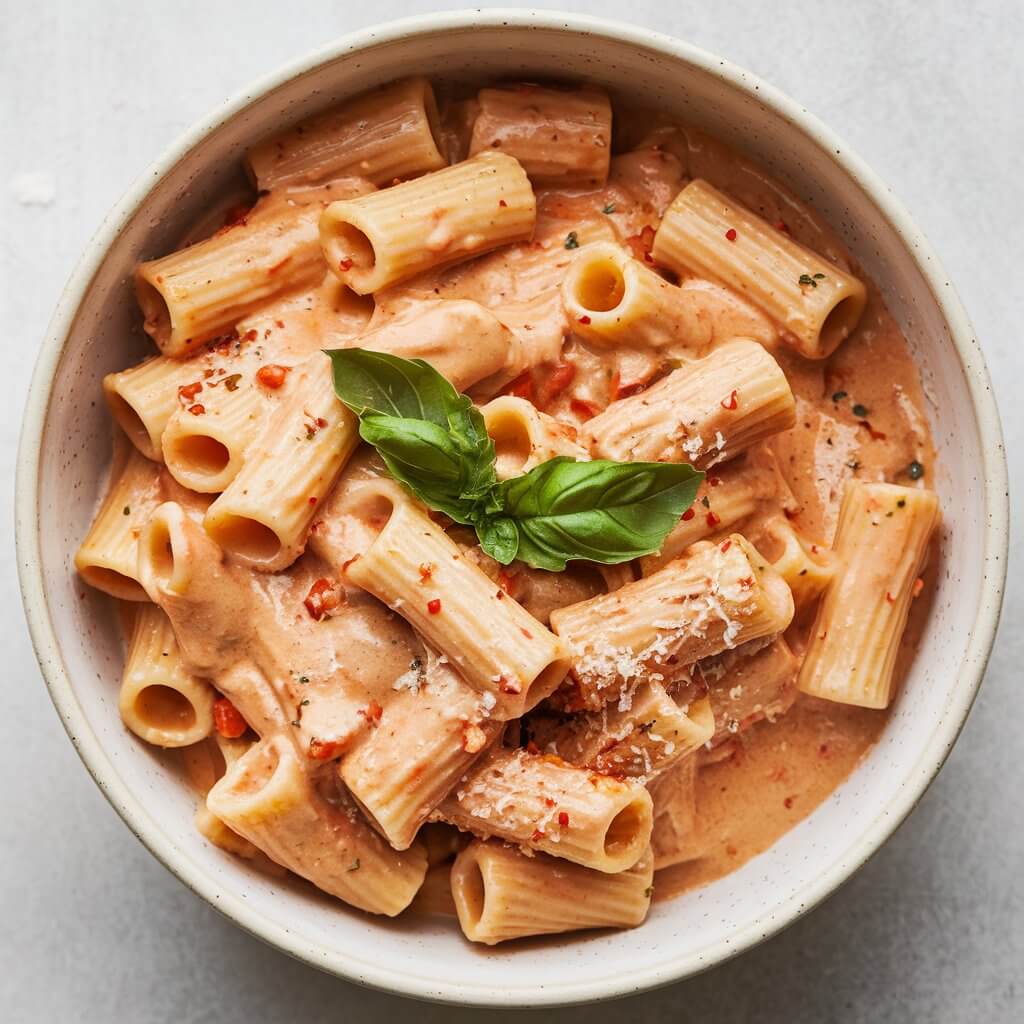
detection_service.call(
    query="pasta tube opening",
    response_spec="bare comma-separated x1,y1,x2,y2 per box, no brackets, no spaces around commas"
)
572,254,626,313
481,395,588,479
105,389,158,460
604,798,649,859
203,513,281,565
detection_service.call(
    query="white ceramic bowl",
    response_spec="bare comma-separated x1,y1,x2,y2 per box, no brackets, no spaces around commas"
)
16,9,1008,1008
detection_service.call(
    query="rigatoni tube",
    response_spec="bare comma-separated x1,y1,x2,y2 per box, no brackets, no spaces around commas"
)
204,354,359,570
340,657,502,851
320,151,535,294
649,755,703,869
342,481,569,717
550,536,794,711
582,339,795,468
639,453,782,575
207,735,428,916
75,446,161,601
119,603,214,747
480,395,589,479
437,747,652,873
563,240,721,351
758,515,838,610
137,183,371,356
161,382,265,493
652,179,867,358
451,840,653,945
246,77,446,190
798,481,940,709
468,85,612,189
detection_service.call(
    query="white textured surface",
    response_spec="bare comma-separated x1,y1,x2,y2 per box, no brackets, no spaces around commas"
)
1,1,1020,1021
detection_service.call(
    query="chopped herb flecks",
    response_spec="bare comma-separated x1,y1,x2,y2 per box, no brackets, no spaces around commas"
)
602,202,616,215
799,272,827,288
347,858,360,872
852,403,869,418
831,390,848,402
122,506,130,516
564,231,579,250
907,460,925,480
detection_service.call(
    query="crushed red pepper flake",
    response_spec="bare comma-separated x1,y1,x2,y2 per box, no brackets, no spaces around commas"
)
187,403,205,416
213,697,247,739
577,314,592,325
913,577,925,598
558,811,570,827
725,228,738,242
682,507,696,521
720,539,732,553
177,381,203,406
338,257,353,271
720,389,739,410
304,577,342,620
256,364,289,389
418,563,434,583
427,598,442,615
706,510,721,527
308,737,347,761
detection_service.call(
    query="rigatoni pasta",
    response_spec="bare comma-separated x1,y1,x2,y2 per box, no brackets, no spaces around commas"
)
652,179,867,358
798,481,940,708
246,77,446,190
320,151,535,294
77,71,942,945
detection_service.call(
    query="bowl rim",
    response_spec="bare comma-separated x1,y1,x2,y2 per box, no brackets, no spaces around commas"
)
15,7,1009,1008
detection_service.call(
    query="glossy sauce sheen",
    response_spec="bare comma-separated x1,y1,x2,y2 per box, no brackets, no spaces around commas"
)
133,92,936,901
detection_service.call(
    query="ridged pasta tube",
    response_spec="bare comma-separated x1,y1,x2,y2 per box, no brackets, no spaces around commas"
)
639,452,782,575
545,682,715,780
75,446,162,601
340,657,502,850
759,515,838,610
550,536,794,711
798,481,940,709
246,77,446,190
104,354,213,461
700,636,798,746
342,480,569,716
320,151,536,294
582,339,795,468
137,184,372,356
437,747,652,873
480,395,589,479
206,735,428,916
204,354,359,570
451,840,653,944
468,85,612,188
161,382,265,493
649,755,703,870
119,603,214,747
563,240,726,351
652,179,867,358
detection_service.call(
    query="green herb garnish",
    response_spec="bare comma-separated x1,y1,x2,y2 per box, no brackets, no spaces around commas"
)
831,390,848,402
799,272,826,288
852,403,869,418
122,506,130,516
347,858,360,872
602,202,616,215
907,460,925,480
326,350,703,570
564,231,579,250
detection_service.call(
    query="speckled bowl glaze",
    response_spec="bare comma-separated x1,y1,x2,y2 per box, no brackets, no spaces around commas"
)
16,9,1008,1008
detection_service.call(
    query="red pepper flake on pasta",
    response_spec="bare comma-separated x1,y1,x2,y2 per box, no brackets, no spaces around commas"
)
499,677,522,695
885,591,896,604
577,314,592,325
682,507,696,521
361,700,383,726
308,737,347,761
177,381,203,406
256,364,290,389
775,220,790,234
784,796,795,810
308,496,317,506
304,577,342,620
626,225,656,263
418,563,434,583
338,257,353,272
558,811,570,827
187,403,205,416
720,539,732,553
913,577,925,598
427,598,442,615
242,329,259,343
739,576,754,589
498,199,508,208
706,510,721,527
213,697,248,739
725,228,738,242
530,829,545,842
615,378,650,400
720,389,739,410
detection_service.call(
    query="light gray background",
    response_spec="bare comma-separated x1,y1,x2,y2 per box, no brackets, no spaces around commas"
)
2,2,1020,1021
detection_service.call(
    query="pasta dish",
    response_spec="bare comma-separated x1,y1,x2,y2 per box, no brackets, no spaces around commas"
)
76,77,940,944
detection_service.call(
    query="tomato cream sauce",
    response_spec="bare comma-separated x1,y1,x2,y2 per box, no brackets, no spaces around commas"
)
127,89,937,904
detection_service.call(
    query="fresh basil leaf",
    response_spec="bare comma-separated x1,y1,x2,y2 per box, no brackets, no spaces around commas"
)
475,515,520,565
358,414,475,523
496,457,704,571
327,347,496,511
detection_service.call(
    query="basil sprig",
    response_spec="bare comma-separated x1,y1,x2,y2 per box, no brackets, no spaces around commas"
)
326,349,703,570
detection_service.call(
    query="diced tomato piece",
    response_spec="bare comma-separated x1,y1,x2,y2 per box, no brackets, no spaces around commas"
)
213,697,247,739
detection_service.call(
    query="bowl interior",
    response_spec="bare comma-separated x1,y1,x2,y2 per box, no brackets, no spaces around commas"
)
24,14,1001,1006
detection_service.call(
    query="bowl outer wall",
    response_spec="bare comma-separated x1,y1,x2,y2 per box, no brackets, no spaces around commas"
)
15,8,1009,1008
